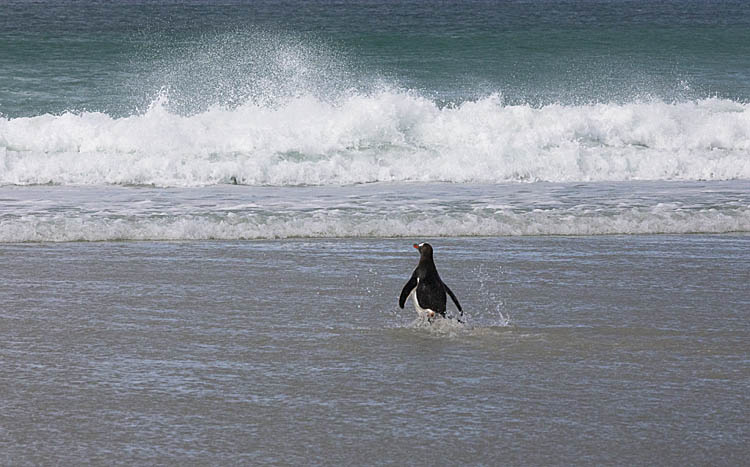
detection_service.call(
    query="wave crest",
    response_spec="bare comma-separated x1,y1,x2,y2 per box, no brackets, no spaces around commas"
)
2,94,749,186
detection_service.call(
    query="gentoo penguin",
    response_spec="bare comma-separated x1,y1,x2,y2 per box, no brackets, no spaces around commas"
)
398,242,462,321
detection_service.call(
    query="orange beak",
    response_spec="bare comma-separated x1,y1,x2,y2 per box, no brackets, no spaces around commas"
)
413,244,419,249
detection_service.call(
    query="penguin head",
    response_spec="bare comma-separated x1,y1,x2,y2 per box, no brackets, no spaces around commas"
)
413,242,433,258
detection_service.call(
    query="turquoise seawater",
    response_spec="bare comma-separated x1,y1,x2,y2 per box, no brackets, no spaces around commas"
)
2,0,750,117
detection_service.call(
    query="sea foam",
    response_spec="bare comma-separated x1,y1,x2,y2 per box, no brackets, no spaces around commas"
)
1,93,749,187
2,183,748,242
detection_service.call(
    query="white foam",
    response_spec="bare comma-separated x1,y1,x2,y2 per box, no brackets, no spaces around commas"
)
1,203,748,243
2,94,750,186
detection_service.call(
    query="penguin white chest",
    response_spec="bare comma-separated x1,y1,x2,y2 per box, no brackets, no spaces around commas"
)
409,278,436,318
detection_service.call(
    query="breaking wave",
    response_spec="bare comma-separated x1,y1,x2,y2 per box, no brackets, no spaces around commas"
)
1,94,749,187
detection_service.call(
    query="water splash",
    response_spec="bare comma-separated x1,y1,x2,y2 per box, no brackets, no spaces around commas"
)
135,28,377,115
471,263,511,327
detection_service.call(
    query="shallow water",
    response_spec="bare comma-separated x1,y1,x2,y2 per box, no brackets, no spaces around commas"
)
1,236,747,464
2,180,749,242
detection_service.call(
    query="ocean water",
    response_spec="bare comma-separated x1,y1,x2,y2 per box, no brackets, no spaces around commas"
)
1,0,749,464
2,237,749,464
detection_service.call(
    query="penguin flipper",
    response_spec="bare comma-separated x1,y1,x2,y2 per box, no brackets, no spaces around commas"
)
398,277,418,308
444,283,462,313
